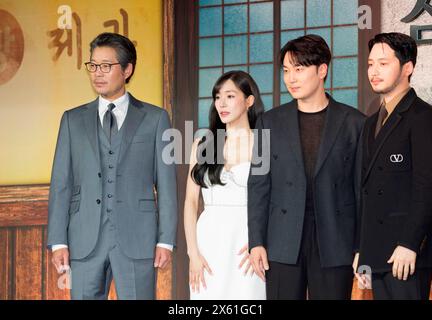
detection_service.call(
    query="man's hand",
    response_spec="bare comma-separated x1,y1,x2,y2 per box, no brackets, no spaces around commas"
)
51,248,70,274
154,247,172,269
388,245,417,280
352,252,360,275
250,246,269,282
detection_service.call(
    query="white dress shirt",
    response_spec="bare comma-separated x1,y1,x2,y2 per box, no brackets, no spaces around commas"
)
52,92,173,252
98,92,129,130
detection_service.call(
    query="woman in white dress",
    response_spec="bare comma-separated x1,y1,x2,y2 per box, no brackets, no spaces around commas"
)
184,70,266,300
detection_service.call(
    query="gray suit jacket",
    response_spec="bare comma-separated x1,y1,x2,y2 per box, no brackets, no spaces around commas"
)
47,94,178,260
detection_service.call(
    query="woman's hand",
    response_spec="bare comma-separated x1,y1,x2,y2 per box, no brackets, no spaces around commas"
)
238,244,254,276
189,252,213,293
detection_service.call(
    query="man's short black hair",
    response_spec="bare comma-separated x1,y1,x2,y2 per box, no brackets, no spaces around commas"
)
368,32,417,81
280,34,332,81
90,32,137,84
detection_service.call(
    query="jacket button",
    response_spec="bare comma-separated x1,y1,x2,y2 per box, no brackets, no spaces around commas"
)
108,179,113,183
98,172,102,178
96,199,101,204
109,165,114,169
281,209,287,214
109,150,114,155
107,208,112,213
107,194,113,198
378,190,383,195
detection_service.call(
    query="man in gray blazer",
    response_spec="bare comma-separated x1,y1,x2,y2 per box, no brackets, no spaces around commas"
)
47,33,177,300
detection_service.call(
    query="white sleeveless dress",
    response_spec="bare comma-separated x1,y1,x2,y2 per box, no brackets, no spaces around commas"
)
190,162,266,300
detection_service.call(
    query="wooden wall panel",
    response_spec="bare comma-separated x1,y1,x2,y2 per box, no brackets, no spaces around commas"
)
14,227,43,300
0,202,48,227
108,283,117,300
352,278,373,300
45,250,71,300
0,229,11,300
0,185,49,227
156,261,173,300
44,228,70,300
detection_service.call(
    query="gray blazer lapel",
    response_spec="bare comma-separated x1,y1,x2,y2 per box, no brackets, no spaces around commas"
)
82,98,100,164
314,97,348,177
118,95,147,163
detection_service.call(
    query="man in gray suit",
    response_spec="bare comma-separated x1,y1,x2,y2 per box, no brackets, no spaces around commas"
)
47,33,177,300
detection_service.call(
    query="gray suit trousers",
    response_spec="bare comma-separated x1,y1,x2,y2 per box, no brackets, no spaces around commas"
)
70,219,155,300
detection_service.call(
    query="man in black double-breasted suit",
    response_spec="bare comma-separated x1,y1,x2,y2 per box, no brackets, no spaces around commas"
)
354,32,432,300
249,35,365,300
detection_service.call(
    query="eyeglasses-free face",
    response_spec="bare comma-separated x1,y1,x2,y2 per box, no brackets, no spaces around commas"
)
368,42,413,95
282,52,328,102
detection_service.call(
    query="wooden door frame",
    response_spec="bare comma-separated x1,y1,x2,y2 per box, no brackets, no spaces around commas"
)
172,0,198,300
358,0,382,115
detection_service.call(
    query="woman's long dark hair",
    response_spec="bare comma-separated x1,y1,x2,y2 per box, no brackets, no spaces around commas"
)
191,70,265,188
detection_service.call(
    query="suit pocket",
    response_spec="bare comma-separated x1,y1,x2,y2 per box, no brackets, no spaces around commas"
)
138,199,157,212
71,185,81,200
72,185,80,195
68,200,80,215
132,135,147,143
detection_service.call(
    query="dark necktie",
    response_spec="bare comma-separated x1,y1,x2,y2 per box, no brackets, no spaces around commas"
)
375,103,388,138
103,103,118,143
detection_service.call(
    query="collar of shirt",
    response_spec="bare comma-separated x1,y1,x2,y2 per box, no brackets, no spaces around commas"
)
98,92,129,130
381,87,411,124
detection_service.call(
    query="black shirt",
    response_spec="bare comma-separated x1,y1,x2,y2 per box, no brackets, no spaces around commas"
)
298,107,328,217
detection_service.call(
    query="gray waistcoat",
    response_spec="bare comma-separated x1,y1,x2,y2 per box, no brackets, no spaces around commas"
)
97,119,125,226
